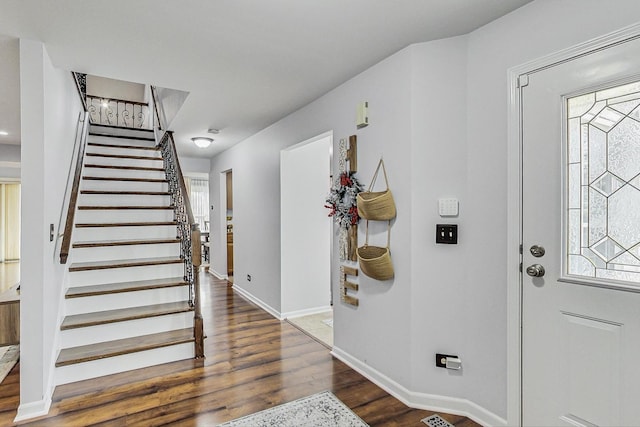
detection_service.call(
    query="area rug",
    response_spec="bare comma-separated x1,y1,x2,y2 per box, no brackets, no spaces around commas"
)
217,391,368,426
0,345,19,384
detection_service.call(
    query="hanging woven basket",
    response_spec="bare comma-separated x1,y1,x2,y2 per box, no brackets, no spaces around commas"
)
357,158,396,220
357,219,394,281
357,245,394,281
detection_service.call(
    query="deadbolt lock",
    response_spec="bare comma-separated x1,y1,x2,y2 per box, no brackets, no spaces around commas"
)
530,245,545,257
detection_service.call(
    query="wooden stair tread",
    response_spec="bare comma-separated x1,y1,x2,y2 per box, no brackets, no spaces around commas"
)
60,301,192,330
69,256,183,272
73,237,180,248
80,190,170,196
66,277,189,298
86,152,162,161
83,176,167,183
76,221,177,228
88,142,158,151
78,205,173,210
84,164,165,172
56,328,194,366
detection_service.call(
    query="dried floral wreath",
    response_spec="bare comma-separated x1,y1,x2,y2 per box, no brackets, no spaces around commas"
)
325,172,363,229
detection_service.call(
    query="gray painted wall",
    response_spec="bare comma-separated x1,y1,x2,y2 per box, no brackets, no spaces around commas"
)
0,144,20,179
19,39,83,416
209,1,640,420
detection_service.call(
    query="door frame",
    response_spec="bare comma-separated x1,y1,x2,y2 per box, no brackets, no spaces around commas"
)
506,23,640,426
280,130,333,318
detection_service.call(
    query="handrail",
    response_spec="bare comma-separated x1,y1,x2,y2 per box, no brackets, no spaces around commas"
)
60,111,90,264
72,72,88,112
150,86,163,131
151,85,203,357
86,94,149,108
158,130,204,358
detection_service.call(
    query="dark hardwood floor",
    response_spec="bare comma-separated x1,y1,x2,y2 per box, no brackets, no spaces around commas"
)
0,275,479,426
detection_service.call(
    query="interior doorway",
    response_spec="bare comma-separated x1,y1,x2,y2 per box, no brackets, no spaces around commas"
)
225,171,233,284
280,132,332,347
0,182,20,294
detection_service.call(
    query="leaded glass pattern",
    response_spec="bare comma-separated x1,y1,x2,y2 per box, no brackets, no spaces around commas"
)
567,81,640,284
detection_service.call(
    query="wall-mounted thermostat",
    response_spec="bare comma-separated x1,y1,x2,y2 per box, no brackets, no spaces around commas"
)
438,198,458,217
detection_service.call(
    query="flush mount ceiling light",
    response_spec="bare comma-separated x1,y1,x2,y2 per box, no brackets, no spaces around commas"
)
191,137,213,148
0,130,8,136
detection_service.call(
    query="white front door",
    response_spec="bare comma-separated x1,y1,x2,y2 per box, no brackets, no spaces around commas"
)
522,36,640,426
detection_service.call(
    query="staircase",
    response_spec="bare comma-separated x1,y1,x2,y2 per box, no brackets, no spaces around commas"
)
55,124,199,385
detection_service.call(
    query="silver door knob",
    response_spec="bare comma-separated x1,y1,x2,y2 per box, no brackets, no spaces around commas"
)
526,264,545,277
530,245,545,257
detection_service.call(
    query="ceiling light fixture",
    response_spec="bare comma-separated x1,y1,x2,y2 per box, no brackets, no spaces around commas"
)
0,130,8,136
191,137,213,148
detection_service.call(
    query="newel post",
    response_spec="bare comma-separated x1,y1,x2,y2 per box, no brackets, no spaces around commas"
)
191,224,205,358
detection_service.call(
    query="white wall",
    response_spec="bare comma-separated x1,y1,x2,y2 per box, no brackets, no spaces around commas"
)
18,39,83,420
409,35,470,399
0,144,20,179
179,155,210,175
86,75,146,103
465,1,640,420
280,134,331,317
210,45,415,383
211,1,640,424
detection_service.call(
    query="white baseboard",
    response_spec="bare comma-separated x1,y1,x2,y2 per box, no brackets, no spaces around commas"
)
14,396,52,422
232,285,282,320
282,305,331,320
208,268,227,280
331,347,507,427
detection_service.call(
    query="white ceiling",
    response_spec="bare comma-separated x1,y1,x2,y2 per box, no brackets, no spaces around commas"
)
0,0,531,157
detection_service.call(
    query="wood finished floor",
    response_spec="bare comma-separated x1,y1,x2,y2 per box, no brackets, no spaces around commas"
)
0,275,479,426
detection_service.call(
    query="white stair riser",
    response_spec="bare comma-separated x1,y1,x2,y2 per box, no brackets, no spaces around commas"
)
84,155,164,169
88,134,156,147
79,194,171,207
73,225,178,241
75,209,174,223
55,342,194,386
81,179,168,192
81,167,166,180
65,286,189,315
68,263,185,286
60,312,193,348
71,243,180,263
86,145,161,158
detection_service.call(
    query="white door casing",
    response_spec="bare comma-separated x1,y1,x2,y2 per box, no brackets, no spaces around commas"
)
513,29,640,426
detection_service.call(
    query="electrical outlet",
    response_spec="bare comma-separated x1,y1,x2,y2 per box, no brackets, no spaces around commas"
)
436,353,460,369
247,274,252,282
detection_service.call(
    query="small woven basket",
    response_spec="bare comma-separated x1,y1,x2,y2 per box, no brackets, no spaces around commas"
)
357,245,394,281
357,190,396,220
356,158,396,220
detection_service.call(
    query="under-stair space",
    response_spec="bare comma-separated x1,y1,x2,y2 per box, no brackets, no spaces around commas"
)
55,124,197,386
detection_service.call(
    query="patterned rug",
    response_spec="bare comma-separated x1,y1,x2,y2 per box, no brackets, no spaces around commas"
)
218,391,368,426
0,345,19,384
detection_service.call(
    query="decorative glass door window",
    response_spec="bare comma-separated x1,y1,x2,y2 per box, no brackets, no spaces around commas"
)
567,80,640,284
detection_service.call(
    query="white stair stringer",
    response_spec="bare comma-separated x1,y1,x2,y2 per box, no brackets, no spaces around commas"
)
55,125,198,385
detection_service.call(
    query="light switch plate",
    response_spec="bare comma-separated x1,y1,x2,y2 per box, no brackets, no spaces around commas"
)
438,198,458,217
